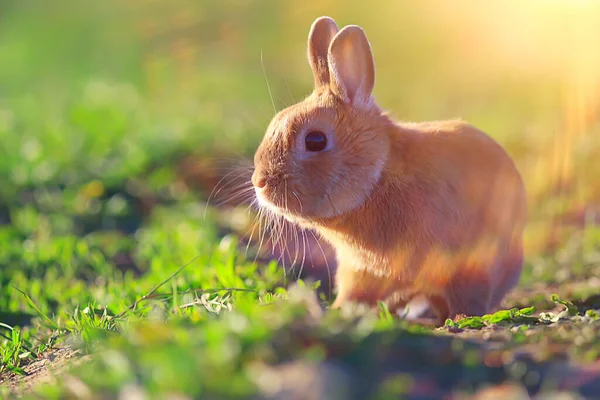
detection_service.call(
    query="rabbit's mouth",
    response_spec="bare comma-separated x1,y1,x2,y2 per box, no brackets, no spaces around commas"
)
254,185,344,226
252,170,356,222
254,184,298,218
254,186,283,214
253,181,323,225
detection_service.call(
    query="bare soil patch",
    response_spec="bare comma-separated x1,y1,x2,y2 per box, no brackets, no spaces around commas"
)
2,347,90,397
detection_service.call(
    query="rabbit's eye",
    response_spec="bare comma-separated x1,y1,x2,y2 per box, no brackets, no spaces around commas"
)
305,131,327,152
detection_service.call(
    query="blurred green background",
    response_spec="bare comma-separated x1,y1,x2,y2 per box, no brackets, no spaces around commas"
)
1,0,600,305
2,1,600,397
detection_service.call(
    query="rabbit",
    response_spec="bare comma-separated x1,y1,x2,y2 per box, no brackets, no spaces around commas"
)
251,16,527,324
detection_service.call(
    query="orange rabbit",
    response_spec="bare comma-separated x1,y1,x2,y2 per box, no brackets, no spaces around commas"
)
251,16,527,323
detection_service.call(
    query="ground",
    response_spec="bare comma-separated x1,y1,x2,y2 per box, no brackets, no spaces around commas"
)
4,348,87,396
1,213,599,398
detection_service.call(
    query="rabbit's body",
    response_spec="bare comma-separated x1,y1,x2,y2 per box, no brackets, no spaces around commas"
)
321,118,526,319
251,17,527,323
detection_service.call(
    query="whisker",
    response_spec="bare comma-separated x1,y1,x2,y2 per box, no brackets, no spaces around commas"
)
213,186,256,207
282,219,292,277
196,157,254,176
204,168,252,218
206,168,254,204
213,180,254,196
298,227,308,281
260,48,277,115
290,221,301,269
271,210,288,284
291,191,307,280
284,77,296,104
253,207,267,264
291,191,303,214
244,202,262,257
307,217,333,298
282,180,295,273
288,191,302,268
273,212,285,261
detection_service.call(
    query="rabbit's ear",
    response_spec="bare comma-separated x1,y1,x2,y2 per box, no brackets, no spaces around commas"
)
327,25,375,107
308,16,339,91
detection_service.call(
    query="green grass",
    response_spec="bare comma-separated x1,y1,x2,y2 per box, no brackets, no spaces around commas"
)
1,1,600,399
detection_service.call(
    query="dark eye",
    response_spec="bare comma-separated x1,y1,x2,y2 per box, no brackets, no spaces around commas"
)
304,131,328,152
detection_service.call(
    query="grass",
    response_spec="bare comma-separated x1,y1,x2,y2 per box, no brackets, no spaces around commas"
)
1,1,600,399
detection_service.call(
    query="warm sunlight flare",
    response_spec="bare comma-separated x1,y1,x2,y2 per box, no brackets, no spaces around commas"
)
424,1,600,198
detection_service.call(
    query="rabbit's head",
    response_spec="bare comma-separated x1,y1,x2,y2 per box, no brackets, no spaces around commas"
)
252,17,392,221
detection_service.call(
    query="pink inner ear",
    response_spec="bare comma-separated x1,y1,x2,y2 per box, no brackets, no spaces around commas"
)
339,42,364,101
328,26,375,105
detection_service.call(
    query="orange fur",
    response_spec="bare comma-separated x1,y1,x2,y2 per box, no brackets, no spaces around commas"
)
251,17,527,324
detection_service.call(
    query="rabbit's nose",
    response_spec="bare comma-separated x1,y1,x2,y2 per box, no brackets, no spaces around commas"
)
252,170,267,189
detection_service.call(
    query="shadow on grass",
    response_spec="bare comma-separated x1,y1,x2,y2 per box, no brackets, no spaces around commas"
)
263,329,600,399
